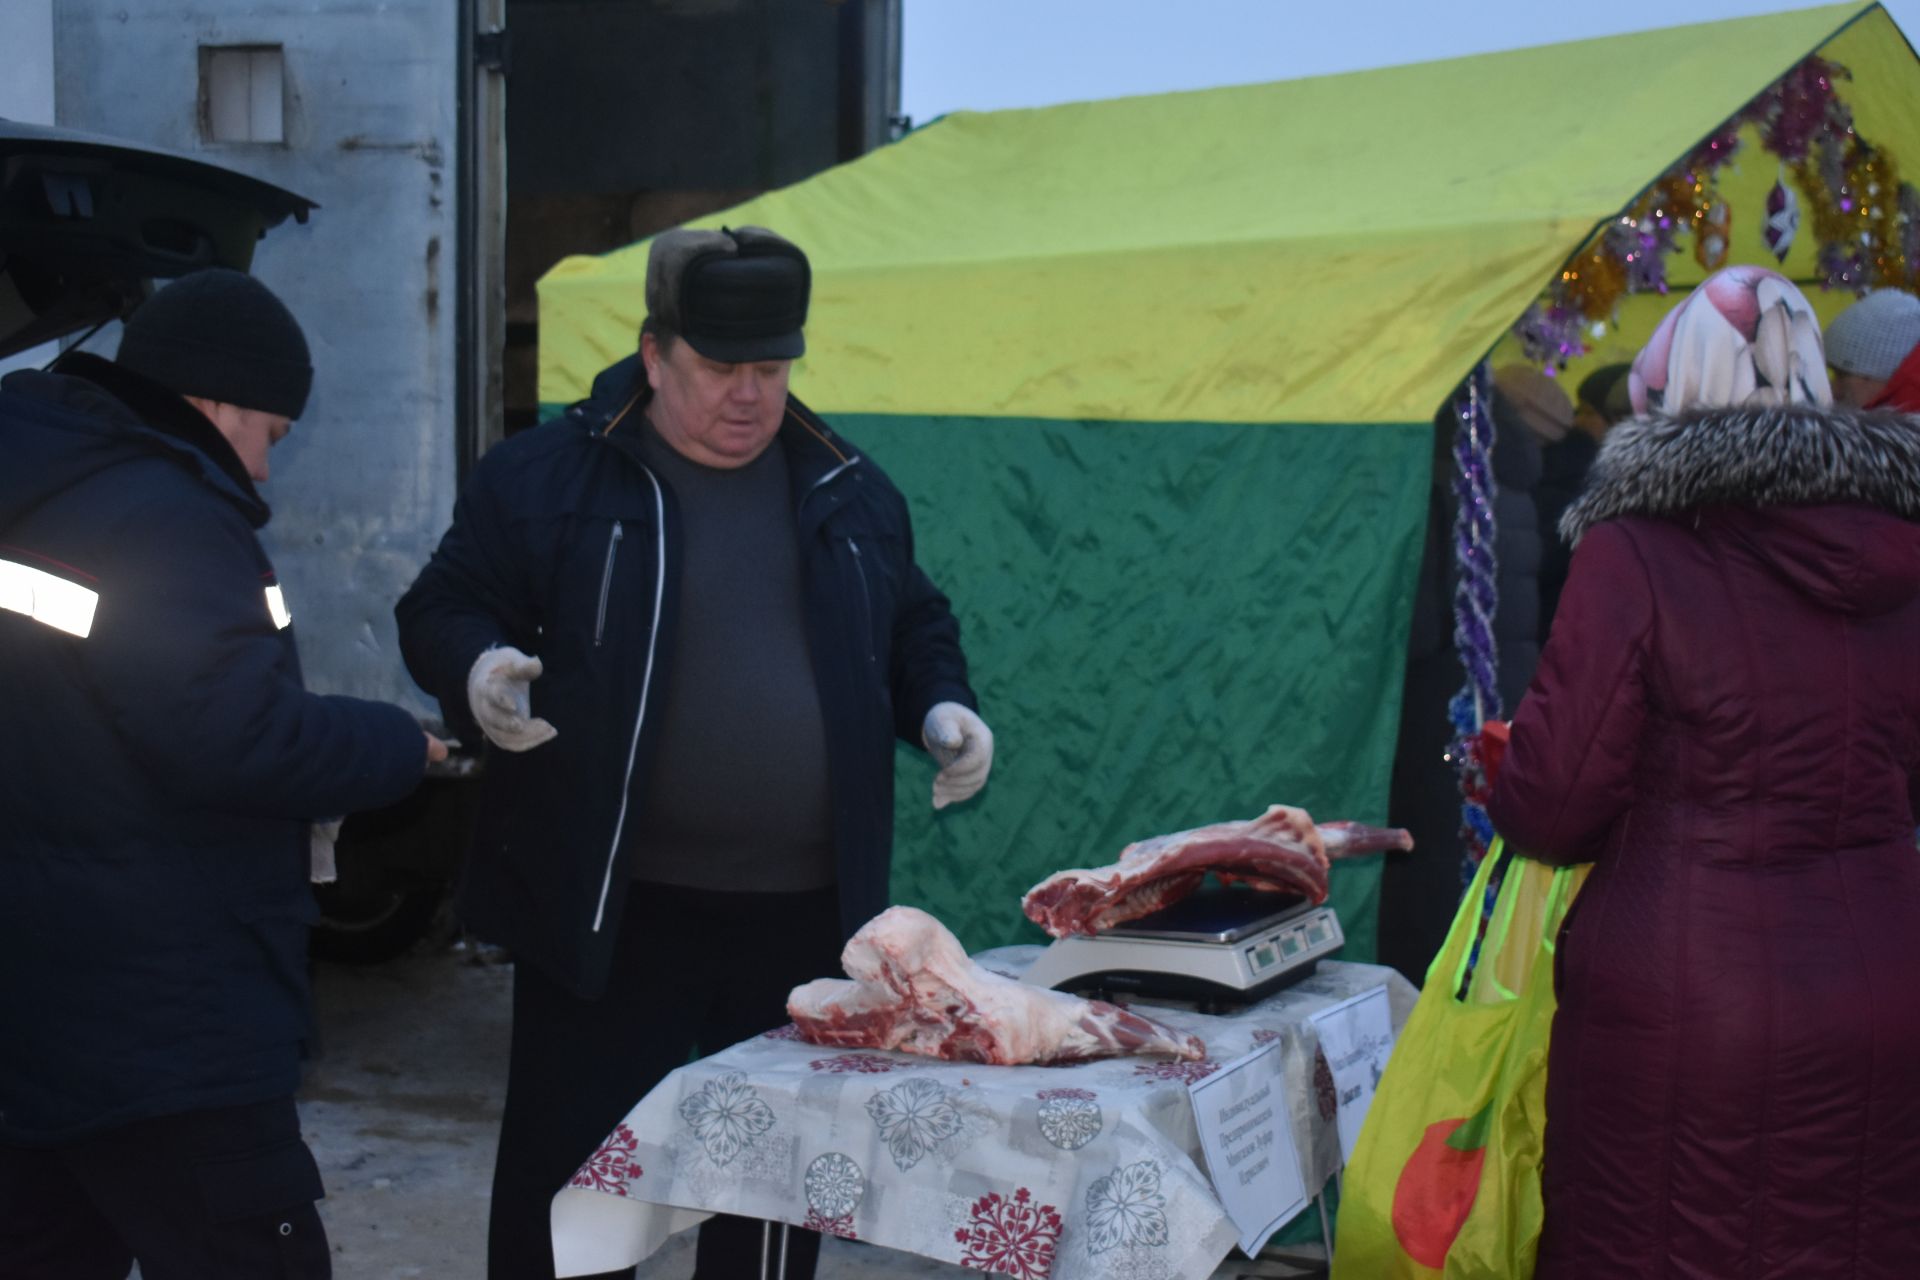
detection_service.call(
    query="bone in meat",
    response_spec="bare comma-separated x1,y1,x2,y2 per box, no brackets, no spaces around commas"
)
1021,805,1414,939
787,906,1205,1065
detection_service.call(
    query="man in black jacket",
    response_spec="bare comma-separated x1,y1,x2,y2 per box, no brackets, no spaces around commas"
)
0,269,441,1278
397,225,991,1280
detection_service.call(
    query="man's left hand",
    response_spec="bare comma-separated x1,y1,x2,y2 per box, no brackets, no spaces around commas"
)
922,702,993,810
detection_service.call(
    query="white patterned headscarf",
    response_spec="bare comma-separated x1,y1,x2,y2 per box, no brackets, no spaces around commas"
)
1629,264,1833,414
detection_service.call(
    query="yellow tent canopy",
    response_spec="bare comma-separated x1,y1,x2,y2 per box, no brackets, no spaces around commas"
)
539,2,1916,426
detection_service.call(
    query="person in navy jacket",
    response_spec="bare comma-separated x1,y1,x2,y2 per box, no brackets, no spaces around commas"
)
397,226,992,1280
0,269,440,1279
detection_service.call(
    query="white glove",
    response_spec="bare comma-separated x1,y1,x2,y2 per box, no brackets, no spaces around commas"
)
922,702,993,810
310,818,343,885
467,646,558,752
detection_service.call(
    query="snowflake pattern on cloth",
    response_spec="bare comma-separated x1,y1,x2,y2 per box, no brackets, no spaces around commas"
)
1085,1160,1171,1254
955,1187,1062,1278
728,1128,794,1183
1101,1253,1176,1280
1035,1088,1102,1151
567,1123,641,1196
866,1077,964,1171
676,1072,775,1167
761,1023,805,1041
1251,1028,1282,1046
804,1152,866,1221
809,1054,899,1074
1131,1059,1220,1084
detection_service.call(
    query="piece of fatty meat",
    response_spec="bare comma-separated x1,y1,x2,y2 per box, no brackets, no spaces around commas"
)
786,906,1205,1066
1021,804,1414,939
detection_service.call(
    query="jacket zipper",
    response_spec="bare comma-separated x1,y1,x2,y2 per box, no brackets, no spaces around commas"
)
592,474,666,932
593,521,623,646
847,537,876,664
805,456,860,511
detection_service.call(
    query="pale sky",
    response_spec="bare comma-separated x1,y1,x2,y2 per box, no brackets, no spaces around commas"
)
901,0,1920,123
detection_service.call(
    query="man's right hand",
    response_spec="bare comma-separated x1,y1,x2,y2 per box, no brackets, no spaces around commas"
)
424,732,450,765
466,646,559,752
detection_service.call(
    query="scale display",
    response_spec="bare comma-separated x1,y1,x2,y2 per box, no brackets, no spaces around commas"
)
1022,884,1344,1006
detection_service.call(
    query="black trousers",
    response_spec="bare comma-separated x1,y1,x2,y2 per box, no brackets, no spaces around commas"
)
488,882,845,1280
0,1096,329,1279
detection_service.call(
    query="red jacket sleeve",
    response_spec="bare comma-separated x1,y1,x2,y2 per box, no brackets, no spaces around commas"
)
1487,521,1656,865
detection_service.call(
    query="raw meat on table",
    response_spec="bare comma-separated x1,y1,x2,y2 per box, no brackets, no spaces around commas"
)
787,906,1206,1065
1022,804,1414,939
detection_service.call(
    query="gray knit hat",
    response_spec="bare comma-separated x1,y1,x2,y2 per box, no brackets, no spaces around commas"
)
1824,288,1920,380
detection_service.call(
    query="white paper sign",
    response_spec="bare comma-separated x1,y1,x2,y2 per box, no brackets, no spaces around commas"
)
1307,983,1396,1162
1188,1040,1309,1259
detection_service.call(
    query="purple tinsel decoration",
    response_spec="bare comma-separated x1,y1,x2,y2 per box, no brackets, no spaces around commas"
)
1606,219,1671,295
1765,57,1845,163
1511,302,1587,367
1685,124,1745,176
1446,364,1501,889
1819,241,1871,292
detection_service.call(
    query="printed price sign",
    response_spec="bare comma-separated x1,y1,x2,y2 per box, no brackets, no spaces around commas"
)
1307,983,1396,1162
1189,1039,1309,1258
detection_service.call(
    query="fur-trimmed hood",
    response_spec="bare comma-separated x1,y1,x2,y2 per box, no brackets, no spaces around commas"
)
1562,403,1920,617
1562,404,1920,543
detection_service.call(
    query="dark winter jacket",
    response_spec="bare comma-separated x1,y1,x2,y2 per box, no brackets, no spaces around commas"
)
395,357,976,999
1533,430,1599,642
0,355,427,1144
1489,404,1920,1278
1379,398,1544,982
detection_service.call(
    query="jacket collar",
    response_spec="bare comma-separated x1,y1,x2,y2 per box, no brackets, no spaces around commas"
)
48,353,271,526
579,354,861,495
1561,402,1920,545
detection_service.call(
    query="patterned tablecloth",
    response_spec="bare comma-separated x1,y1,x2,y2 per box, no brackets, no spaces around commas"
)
550,958,1414,1279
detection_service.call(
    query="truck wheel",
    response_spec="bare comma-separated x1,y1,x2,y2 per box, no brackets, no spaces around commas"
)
308,766,477,964
311,881,446,964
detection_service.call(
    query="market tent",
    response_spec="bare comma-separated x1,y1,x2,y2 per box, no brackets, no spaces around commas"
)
536,2,1912,960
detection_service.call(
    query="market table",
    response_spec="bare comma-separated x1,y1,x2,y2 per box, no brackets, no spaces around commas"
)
550,957,1413,1279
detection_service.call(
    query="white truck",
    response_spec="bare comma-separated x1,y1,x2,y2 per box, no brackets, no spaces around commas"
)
23,0,902,958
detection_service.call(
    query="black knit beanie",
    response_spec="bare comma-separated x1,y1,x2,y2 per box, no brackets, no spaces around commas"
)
115,268,314,418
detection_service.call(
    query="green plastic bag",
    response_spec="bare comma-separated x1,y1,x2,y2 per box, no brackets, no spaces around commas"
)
1330,839,1586,1279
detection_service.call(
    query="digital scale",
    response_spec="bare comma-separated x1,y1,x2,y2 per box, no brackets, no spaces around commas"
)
1022,883,1344,1008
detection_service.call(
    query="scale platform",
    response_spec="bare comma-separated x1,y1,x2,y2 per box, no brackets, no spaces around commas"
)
1022,884,1343,1007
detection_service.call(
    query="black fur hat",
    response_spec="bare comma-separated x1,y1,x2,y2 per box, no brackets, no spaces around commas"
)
644,225,810,363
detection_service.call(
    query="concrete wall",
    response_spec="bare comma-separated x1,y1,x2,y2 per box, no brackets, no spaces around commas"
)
2,0,59,379
0,1,55,122
54,0,459,711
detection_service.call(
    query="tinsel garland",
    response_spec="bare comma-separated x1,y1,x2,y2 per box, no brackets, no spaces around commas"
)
1446,364,1501,886
1514,54,1918,367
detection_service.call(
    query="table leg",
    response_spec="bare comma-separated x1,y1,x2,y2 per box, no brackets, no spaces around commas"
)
759,1220,790,1280
1316,1189,1334,1258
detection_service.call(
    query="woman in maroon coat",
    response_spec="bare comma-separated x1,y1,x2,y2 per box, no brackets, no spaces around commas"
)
1488,266,1920,1279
